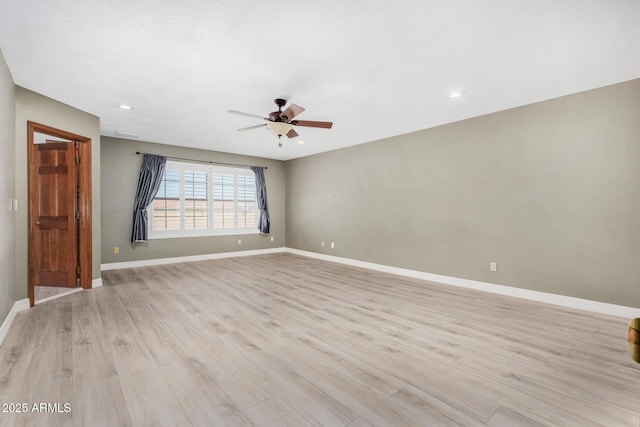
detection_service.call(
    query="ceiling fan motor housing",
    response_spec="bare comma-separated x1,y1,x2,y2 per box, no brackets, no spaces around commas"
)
269,111,285,122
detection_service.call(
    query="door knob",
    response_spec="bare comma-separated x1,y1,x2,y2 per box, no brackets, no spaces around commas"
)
34,220,40,225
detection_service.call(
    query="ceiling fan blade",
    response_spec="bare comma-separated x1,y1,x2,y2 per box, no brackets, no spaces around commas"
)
281,103,305,121
286,128,299,138
238,124,267,131
228,110,267,120
291,120,333,129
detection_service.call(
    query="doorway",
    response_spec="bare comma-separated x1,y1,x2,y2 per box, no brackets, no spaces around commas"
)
27,121,92,307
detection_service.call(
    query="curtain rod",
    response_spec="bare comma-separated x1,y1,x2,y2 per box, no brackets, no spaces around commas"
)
135,151,267,169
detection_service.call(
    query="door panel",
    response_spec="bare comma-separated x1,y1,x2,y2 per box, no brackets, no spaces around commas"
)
32,141,77,288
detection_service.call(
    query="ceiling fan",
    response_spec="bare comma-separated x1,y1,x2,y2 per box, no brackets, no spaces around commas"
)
228,98,333,146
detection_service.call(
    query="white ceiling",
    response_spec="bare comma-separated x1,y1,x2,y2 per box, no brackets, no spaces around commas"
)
1,0,639,161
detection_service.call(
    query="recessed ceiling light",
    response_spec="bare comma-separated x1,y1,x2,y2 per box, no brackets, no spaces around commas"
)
298,140,305,145
119,104,133,110
449,91,463,98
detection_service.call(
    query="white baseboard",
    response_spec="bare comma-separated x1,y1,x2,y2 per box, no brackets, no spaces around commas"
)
101,247,286,271
97,246,639,319
0,298,30,348
92,278,103,288
284,248,640,319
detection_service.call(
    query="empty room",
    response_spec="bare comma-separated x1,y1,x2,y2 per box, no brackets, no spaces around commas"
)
1,1,640,426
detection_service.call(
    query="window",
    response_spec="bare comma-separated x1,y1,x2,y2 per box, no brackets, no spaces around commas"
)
150,161,258,238
184,170,208,230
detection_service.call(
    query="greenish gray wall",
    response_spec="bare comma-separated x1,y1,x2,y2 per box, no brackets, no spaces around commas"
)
14,87,101,300
100,137,285,264
285,79,640,307
0,50,15,323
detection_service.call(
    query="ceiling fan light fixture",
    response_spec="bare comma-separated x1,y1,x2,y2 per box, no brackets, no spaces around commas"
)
266,121,293,137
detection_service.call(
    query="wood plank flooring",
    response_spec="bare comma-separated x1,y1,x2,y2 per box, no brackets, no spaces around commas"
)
0,253,638,426
34,286,81,304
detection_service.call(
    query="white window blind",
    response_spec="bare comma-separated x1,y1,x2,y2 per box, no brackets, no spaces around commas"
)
150,161,258,238
184,170,208,230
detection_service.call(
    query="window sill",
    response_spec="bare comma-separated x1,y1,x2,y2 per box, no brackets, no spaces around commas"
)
148,229,261,240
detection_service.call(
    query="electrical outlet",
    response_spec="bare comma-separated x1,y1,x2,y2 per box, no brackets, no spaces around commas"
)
113,246,119,254
321,241,325,247
490,262,497,272
331,242,335,249
270,236,274,242
237,239,242,245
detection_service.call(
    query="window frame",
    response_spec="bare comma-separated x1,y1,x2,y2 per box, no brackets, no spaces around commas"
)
148,161,259,239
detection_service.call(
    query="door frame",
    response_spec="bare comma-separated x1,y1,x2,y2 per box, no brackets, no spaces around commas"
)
27,121,92,307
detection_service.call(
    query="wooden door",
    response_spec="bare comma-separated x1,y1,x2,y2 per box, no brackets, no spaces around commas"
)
29,140,78,289
28,121,93,307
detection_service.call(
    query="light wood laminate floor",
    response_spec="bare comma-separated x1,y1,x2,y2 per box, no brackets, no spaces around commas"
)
34,286,81,304
1,253,638,426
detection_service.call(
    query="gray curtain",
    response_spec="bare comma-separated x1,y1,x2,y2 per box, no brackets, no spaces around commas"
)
131,154,167,242
250,166,270,234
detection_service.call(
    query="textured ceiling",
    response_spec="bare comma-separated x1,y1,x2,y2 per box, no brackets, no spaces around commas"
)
1,0,639,160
